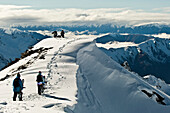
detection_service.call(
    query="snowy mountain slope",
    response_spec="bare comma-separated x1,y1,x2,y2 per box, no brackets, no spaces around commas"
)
0,28,46,70
96,34,170,83
0,33,170,113
0,34,97,113
67,42,170,113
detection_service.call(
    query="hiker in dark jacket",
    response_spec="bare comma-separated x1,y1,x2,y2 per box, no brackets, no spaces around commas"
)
36,71,45,95
52,31,57,38
13,72,23,101
61,30,65,38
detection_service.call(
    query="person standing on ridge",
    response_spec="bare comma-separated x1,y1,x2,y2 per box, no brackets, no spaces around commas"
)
13,72,23,101
36,71,45,95
61,30,65,38
52,31,57,38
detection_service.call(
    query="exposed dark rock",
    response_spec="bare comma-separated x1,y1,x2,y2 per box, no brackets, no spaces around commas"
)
141,90,166,105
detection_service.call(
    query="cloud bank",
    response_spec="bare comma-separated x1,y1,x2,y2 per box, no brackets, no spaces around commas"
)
153,7,170,13
0,5,170,26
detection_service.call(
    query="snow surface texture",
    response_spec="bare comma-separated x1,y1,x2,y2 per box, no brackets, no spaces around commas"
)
0,28,46,70
67,42,170,113
0,33,170,113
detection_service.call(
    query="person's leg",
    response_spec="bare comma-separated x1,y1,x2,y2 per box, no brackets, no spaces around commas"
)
41,85,44,93
38,85,41,95
19,91,23,101
61,34,64,38
13,92,17,101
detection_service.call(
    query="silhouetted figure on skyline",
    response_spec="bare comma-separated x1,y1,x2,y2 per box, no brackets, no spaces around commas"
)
61,30,65,38
52,31,57,38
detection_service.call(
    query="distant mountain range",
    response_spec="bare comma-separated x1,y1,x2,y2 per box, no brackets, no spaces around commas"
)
96,34,170,83
12,23,170,34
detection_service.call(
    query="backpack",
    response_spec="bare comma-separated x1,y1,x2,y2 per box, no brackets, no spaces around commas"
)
13,78,20,88
37,75,43,83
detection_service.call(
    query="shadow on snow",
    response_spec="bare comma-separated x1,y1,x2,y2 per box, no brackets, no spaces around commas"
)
43,94,71,101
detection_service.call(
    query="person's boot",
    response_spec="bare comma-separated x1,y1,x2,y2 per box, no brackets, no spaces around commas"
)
13,98,16,101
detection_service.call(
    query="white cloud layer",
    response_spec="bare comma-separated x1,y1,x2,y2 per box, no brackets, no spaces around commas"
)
0,5,170,26
153,7,170,13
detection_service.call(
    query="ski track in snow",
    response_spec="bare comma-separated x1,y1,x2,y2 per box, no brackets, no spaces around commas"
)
0,35,97,113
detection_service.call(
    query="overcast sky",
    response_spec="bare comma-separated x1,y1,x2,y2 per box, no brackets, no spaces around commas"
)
0,0,170,26
1,0,170,11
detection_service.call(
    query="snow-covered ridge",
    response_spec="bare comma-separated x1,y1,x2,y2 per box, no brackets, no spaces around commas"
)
0,28,46,70
67,42,170,113
0,34,97,113
0,33,170,113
